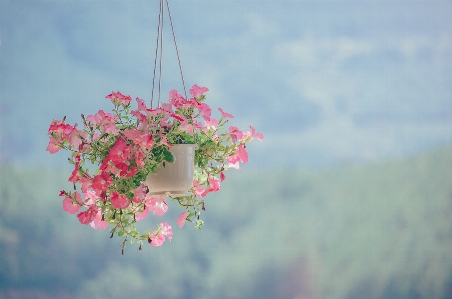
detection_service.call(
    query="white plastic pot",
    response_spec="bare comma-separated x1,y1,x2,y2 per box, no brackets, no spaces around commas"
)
144,144,197,197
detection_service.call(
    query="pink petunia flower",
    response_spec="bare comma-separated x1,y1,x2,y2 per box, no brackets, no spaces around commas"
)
189,84,209,99
68,155,82,183
46,138,61,154
192,180,205,197
160,222,173,241
201,176,221,197
135,97,147,111
62,191,83,214
91,171,112,195
83,189,98,206
150,234,166,246
106,91,132,106
218,108,233,119
77,206,98,225
90,211,109,230
176,211,189,228
153,201,168,216
149,222,172,246
110,192,130,209
205,117,218,129
169,89,188,108
228,161,241,170
229,126,243,143
237,144,248,164
133,184,147,203
197,103,212,120
135,205,150,221
250,125,264,141
220,171,226,182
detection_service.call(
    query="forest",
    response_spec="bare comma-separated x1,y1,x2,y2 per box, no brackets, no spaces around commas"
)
1,146,452,299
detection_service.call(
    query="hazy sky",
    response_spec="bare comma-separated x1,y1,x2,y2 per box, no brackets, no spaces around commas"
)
1,0,451,169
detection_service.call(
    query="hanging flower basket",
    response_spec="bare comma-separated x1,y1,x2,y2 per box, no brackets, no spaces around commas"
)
46,85,263,252
145,143,198,197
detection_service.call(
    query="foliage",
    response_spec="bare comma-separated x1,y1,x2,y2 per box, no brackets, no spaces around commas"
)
45,85,263,250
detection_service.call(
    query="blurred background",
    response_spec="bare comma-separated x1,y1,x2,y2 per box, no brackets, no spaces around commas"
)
1,0,452,298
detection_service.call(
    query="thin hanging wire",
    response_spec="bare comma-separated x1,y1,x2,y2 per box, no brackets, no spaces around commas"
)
151,0,163,109
151,0,187,108
157,0,164,107
165,0,187,100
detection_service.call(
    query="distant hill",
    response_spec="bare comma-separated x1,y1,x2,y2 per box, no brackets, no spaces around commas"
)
1,145,451,299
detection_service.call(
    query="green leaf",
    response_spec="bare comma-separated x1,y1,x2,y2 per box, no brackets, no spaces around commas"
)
163,150,175,163
195,219,204,230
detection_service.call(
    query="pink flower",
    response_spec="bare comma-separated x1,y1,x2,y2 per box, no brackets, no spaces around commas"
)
227,144,248,166
77,206,98,225
85,113,101,127
237,144,248,164
160,222,173,241
229,126,243,143
180,122,194,135
250,126,264,141
218,108,233,119
110,192,130,209
205,117,218,129
125,166,138,178
83,189,98,206
131,110,147,124
80,176,93,194
171,112,186,123
198,103,212,120
192,180,205,197
153,201,168,216
227,155,240,164
159,135,172,148
106,91,132,106
135,206,149,221
228,161,241,170
136,97,147,111
145,196,168,216
62,191,83,214
47,120,79,152
176,211,189,228
100,137,135,176
149,222,172,246
133,149,146,168
189,84,209,99
48,121,75,139
150,234,166,246
90,211,109,230
87,110,119,134
46,138,61,154
201,176,221,197
220,171,226,182
68,126,83,149
91,171,112,195
109,137,130,160
133,184,147,203
169,89,188,107
68,155,82,183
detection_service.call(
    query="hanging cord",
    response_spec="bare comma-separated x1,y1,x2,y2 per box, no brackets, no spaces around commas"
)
151,0,187,108
157,0,164,107
151,0,163,108
165,0,187,100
